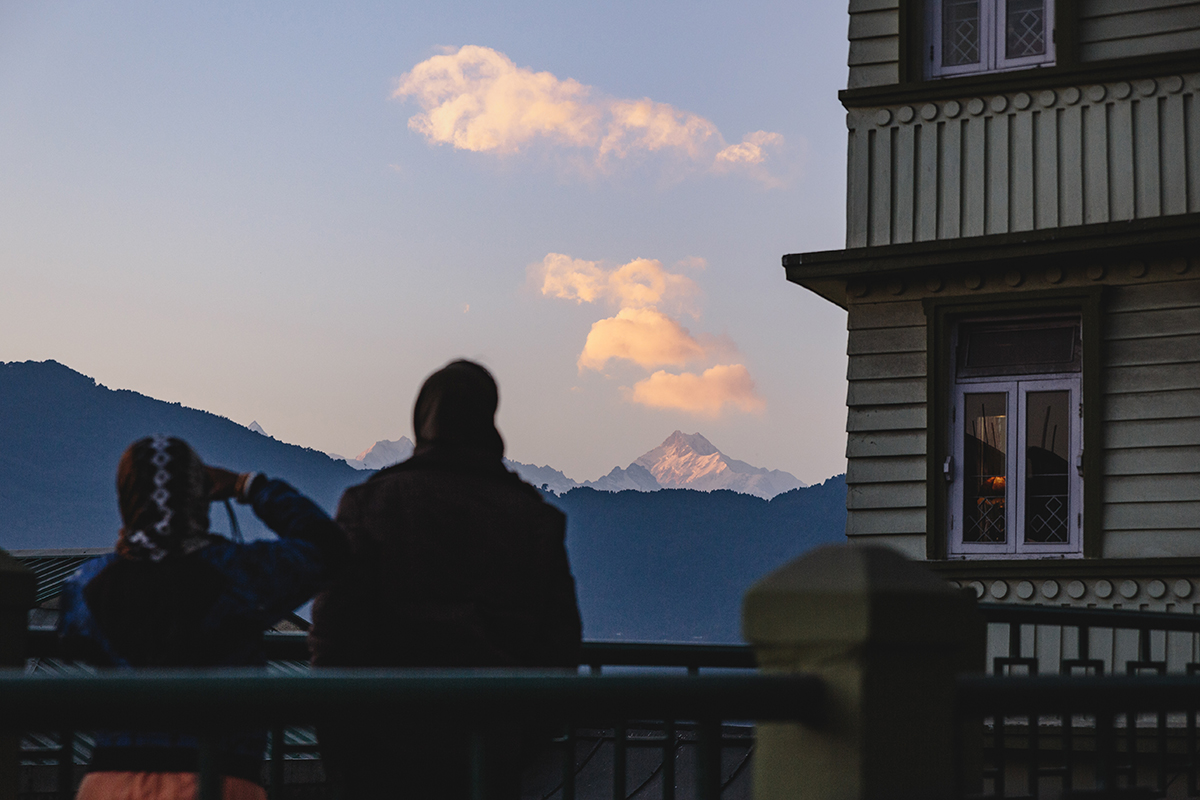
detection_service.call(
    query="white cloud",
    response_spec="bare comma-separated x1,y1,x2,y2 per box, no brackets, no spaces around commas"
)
394,46,784,182
577,307,708,371
535,253,699,315
538,249,765,417
627,364,765,417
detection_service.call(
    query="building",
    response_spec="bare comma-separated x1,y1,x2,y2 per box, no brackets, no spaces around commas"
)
785,0,1200,618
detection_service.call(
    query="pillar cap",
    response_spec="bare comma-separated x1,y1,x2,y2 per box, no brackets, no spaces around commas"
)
742,545,977,647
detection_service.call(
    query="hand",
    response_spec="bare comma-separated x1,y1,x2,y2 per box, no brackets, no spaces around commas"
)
207,466,239,501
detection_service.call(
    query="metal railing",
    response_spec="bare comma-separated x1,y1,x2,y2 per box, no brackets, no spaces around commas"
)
19,632,766,800
958,675,1200,799
2,669,823,800
958,603,1200,798
976,602,1200,677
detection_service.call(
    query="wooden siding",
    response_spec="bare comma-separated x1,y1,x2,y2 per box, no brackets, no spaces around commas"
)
848,0,900,89
844,299,929,541
1079,0,1200,62
842,276,1200,556
845,73,1200,247
1102,278,1200,553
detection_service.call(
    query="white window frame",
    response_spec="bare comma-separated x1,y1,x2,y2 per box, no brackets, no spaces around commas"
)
948,374,1082,557
927,0,1056,79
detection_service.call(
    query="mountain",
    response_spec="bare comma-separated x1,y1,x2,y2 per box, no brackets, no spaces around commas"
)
247,421,268,436
337,437,415,470
503,461,580,495
0,360,365,549
0,360,848,642
550,476,846,642
633,431,806,498
337,430,806,499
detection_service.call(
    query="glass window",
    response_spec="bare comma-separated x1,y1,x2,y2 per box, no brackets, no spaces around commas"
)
929,0,1054,78
963,392,1008,544
948,318,1082,558
1024,390,1070,544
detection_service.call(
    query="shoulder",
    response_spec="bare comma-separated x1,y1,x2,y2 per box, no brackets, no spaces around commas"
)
65,553,119,590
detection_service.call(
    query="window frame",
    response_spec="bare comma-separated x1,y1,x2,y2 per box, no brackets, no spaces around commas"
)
924,287,1104,561
926,0,1057,79
948,374,1083,557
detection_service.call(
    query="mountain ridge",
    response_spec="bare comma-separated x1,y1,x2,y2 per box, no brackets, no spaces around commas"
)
0,359,847,642
338,430,806,499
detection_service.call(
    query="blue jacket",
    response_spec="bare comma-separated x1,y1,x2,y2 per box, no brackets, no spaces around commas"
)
58,478,347,783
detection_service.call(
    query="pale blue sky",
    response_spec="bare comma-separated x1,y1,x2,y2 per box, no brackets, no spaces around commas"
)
1,1,851,484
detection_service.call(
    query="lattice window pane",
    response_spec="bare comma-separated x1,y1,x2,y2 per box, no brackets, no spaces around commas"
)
1006,0,1046,59
942,0,981,67
964,393,1007,544
1024,391,1070,544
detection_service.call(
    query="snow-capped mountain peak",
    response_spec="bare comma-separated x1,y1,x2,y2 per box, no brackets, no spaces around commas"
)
633,431,806,499
333,430,804,499
336,437,415,470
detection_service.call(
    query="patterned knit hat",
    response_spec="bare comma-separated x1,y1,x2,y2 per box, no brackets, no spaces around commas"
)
116,435,212,561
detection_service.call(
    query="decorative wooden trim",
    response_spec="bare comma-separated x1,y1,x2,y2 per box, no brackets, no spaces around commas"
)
839,48,1200,107
784,212,1200,283
929,556,1200,579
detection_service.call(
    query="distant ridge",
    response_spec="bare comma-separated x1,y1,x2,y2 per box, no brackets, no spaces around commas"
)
337,430,807,499
633,430,806,498
0,360,364,549
0,360,848,642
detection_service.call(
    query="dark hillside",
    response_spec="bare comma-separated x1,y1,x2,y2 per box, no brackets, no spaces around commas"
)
550,478,846,643
0,360,364,549
1,360,848,642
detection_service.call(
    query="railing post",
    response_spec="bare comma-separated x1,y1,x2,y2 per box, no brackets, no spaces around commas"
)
742,545,984,800
0,550,35,800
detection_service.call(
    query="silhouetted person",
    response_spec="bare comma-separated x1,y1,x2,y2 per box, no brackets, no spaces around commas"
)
310,360,582,799
59,435,348,800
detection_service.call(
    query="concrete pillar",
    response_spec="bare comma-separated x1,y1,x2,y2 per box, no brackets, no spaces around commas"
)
742,545,984,800
0,550,35,800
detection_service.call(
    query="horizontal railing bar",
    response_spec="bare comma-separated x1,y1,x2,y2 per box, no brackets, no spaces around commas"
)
26,628,756,669
0,670,824,731
959,675,1200,715
976,602,1200,633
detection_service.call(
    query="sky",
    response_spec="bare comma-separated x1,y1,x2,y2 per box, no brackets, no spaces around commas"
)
0,1,851,485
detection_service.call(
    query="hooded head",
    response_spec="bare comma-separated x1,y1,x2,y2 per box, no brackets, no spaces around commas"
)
412,360,505,460
116,435,212,561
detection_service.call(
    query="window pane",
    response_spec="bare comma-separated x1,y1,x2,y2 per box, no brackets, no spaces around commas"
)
943,0,981,67
964,393,1007,544
1006,0,1046,59
958,320,1081,377
1025,391,1070,543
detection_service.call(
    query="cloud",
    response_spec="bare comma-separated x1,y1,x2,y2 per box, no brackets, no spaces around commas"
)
578,307,708,371
715,131,785,166
535,253,699,314
538,249,765,417
394,46,784,181
627,364,765,417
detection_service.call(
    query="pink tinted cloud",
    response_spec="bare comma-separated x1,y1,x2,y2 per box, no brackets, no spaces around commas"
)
395,46,784,182
535,253,699,315
627,364,765,417
577,307,707,371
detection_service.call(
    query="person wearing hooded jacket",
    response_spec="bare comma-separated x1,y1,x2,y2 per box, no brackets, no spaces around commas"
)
58,435,349,800
310,359,582,799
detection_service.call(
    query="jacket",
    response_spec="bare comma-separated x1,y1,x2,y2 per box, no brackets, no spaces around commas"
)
308,458,582,669
58,478,347,783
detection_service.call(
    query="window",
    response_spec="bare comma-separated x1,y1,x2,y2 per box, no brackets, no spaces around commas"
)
928,0,1055,78
947,318,1082,557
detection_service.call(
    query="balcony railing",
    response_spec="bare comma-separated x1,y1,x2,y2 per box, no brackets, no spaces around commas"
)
0,669,824,800
16,569,1200,800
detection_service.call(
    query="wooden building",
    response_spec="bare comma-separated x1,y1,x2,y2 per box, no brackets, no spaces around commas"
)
786,0,1200,613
